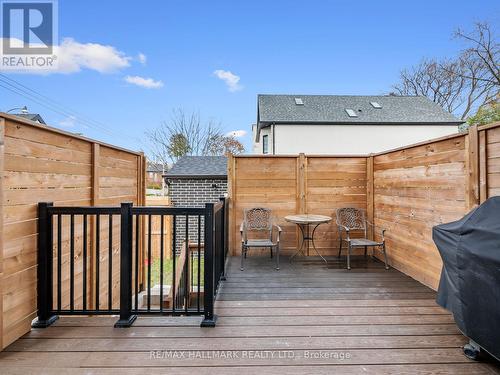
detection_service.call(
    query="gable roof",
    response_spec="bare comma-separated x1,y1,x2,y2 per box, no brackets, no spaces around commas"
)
165,156,227,179
147,162,167,173
257,95,463,132
14,113,46,124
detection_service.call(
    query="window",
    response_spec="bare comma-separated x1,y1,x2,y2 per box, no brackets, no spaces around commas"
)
294,97,304,105
262,134,269,154
345,108,358,117
370,101,382,109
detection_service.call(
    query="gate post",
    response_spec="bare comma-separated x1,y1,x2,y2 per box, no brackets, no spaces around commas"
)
201,203,217,327
115,202,137,327
32,202,59,328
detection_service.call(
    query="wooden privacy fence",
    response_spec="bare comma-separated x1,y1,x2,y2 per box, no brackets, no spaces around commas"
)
0,113,146,349
228,154,368,257
145,196,172,260
228,122,500,290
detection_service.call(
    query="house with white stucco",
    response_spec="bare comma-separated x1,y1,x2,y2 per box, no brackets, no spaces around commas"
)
252,95,464,155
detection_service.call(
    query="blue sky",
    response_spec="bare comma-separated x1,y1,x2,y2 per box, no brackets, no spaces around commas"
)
1,0,498,155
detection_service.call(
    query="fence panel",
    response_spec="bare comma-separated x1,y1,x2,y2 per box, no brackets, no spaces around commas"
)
0,114,145,348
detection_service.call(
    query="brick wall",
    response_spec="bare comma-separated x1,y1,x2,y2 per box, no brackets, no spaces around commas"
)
168,178,227,251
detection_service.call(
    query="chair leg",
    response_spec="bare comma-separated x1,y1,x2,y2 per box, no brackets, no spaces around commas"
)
240,245,245,271
382,242,389,270
364,246,367,257
275,244,280,271
338,239,342,258
270,247,273,259
347,242,351,270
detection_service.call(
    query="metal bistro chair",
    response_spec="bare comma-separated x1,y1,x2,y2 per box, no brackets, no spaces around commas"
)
240,207,282,271
336,208,389,270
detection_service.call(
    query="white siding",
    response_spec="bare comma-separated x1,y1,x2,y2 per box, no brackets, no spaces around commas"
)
253,124,458,155
253,126,273,154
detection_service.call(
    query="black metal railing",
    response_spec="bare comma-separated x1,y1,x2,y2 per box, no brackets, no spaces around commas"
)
33,198,228,328
201,199,227,326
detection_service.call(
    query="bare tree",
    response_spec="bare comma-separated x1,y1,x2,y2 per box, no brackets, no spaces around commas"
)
393,59,464,114
392,22,499,120
455,22,499,86
146,108,244,163
206,134,245,155
454,49,497,118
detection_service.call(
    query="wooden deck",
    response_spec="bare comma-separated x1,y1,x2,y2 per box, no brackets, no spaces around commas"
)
1,255,499,374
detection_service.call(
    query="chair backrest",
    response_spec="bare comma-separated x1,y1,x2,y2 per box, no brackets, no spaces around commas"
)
243,207,272,232
336,207,366,232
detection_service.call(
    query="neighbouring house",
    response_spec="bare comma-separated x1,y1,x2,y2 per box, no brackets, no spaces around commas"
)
252,94,464,154
164,155,228,250
147,162,167,189
13,112,46,124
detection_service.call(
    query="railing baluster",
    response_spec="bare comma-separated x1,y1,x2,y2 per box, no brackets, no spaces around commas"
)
197,214,201,312
135,214,139,312
108,214,113,310
70,214,75,311
147,214,152,311
172,215,176,313
185,214,189,313
220,197,227,281
160,215,164,313
83,214,88,311
95,214,100,311
57,214,62,312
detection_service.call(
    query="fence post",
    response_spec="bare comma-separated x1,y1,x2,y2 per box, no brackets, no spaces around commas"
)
32,202,58,328
115,202,137,328
219,197,227,281
201,203,217,327
466,125,480,209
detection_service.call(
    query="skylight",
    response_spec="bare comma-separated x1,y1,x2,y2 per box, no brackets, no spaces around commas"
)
370,102,382,109
345,109,358,117
294,98,304,105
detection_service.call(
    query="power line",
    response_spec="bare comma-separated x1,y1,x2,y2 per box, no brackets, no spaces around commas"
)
0,73,136,137
0,73,149,148
0,80,118,137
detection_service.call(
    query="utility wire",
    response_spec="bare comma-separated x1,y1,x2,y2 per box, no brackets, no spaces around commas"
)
0,73,149,149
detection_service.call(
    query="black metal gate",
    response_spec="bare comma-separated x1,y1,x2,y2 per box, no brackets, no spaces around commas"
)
33,198,228,328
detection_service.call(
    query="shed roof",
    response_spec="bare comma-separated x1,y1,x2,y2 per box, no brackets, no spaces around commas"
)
165,156,227,179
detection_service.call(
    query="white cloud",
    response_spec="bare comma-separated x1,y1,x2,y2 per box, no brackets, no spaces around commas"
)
213,69,242,92
58,115,77,128
0,37,131,74
57,38,131,73
226,130,247,138
124,75,164,89
138,53,147,65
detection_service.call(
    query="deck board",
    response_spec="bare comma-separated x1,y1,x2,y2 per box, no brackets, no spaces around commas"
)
1,255,499,374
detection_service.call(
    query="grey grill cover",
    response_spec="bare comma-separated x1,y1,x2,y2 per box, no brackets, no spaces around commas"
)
432,196,500,360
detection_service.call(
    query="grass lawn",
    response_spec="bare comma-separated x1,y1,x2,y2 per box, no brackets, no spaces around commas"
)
149,256,204,287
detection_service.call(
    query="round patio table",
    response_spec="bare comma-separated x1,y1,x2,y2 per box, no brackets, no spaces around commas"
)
284,214,332,263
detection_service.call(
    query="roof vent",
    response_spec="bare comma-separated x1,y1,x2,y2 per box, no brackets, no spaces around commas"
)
370,102,382,109
294,98,304,105
345,108,358,117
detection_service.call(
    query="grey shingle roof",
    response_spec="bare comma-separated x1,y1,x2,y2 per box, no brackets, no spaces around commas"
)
147,162,167,173
258,95,463,127
14,113,46,124
165,156,227,178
